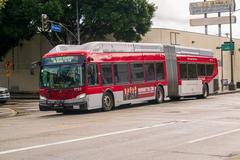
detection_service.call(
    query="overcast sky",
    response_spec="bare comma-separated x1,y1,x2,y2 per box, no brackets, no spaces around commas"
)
148,0,240,38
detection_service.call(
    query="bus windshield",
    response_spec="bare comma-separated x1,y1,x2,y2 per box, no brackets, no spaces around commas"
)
40,64,85,89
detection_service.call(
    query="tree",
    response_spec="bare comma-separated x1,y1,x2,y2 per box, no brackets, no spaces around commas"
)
80,0,155,42
0,0,156,59
0,0,7,10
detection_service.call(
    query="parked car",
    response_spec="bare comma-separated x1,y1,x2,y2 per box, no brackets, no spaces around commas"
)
0,87,10,103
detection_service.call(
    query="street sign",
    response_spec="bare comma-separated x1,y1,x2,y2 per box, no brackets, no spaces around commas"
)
221,42,235,51
190,16,236,26
51,24,62,32
190,0,236,15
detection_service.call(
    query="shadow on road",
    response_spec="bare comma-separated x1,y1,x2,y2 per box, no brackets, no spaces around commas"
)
38,96,209,118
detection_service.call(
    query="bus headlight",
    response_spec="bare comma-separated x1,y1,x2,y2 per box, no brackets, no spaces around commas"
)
76,93,86,100
40,95,46,101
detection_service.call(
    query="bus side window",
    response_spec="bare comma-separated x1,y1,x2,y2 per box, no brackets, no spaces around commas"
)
101,64,113,85
197,64,206,77
206,64,214,76
156,62,164,80
180,63,187,80
114,63,129,84
130,63,144,83
87,64,98,86
145,63,155,82
188,63,197,79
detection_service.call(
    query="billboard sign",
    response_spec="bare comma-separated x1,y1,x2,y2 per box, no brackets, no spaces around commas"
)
190,16,237,26
190,0,236,15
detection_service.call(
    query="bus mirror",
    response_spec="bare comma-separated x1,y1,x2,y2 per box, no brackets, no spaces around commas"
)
87,57,94,62
30,61,41,75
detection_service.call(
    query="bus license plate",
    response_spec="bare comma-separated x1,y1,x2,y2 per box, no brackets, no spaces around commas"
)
73,105,80,109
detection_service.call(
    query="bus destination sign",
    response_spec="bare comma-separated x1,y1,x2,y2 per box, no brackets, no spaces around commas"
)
43,56,85,65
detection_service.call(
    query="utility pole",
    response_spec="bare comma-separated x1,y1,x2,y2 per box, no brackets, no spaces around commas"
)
218,12,221,37
229,6,235,90
204,0,208,35
76,0,80,45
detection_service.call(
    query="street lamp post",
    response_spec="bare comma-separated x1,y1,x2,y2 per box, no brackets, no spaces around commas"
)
228,8,240,90
217,46,224,91
228,6,235,90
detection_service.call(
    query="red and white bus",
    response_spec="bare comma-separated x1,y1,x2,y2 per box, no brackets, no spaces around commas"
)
38,42,218,113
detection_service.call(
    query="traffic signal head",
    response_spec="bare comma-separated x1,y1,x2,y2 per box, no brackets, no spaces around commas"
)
41,14,49,31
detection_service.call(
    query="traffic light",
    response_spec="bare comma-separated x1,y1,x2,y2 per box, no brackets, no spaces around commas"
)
41,14,49,31
4,60,13,77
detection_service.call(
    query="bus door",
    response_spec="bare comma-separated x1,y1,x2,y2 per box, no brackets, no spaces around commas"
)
86,63,102,109
180,63,202,96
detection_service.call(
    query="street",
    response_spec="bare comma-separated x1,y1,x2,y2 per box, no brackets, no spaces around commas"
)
1,93,240,160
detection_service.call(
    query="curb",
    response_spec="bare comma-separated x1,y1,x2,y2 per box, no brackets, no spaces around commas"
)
0,108,17,118
226,154,240,160
214,90,240,96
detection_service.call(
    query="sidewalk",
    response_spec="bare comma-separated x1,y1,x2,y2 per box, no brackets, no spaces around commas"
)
216,88,240,95
1,89,240,118
0,107,17,119
0,99,39,118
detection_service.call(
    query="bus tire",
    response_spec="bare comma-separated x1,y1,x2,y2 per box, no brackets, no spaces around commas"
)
202,84,208,98
155,86,164,104
56,109,63,113
102,92,114,111
198,84,208,99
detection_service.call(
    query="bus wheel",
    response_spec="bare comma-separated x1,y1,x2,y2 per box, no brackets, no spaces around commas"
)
102,92,114,111
155,86,164,104
202,84,208,98
56,109,63,113
198,84,208,99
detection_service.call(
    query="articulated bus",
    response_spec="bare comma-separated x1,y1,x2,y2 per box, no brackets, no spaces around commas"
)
37,42,218,113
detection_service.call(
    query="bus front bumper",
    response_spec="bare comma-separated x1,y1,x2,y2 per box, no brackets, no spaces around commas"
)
39,100,88,111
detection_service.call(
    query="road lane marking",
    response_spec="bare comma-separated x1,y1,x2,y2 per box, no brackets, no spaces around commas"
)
0,121,177,155
187,128,240,144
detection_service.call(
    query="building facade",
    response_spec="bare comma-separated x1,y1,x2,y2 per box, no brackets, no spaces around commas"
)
0,35,52,93
142,28,240,90
0,28,240,92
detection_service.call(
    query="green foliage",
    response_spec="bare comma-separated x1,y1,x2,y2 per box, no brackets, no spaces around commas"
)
0,0,156,59
0,0,7,10
0,0,65,59
80,0,156,42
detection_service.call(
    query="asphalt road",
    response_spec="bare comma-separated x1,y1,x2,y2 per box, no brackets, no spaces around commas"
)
1,93,240,160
